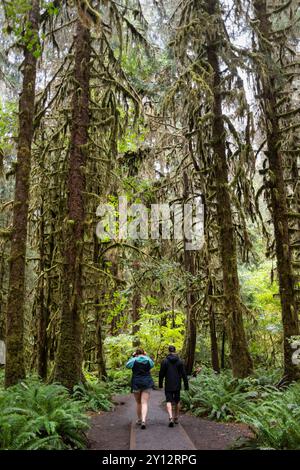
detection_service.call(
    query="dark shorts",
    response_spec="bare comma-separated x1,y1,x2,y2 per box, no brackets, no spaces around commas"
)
165,390,181,404
133,388,152,394
131,377,154,393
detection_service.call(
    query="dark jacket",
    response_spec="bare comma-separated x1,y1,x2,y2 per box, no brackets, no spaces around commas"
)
159,354,189,392
126,355,154,391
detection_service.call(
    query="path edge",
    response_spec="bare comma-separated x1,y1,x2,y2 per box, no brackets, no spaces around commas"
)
178,423,197,450
130,420,136,450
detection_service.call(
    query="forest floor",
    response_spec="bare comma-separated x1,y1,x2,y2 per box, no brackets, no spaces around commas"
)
87,390,253,450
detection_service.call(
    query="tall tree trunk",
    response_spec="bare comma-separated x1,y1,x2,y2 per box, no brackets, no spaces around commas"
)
132,289,141,347
171,297,176,329
37,205,47,378
107,249,121,336
205,0,253,378
182,171,197,375
95,309,107,379
206,199,220,373
5,0,40,387
254,0,299,382
93,234,107,379
54,20,91,390
183,248,197,375
208,282,220,373
0,243,6,340
221,328,226,369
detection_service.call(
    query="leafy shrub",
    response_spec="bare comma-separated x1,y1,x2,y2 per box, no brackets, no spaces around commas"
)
237,383,300,449
104,334,133,369
182,367,300,449
251,367,282,387
0,380,89,450
73,381,112,412
181,367,282,422
107,369,131,394
104,311,185,372
181,368,256,421
83,370,100,384
134,310,185,363
239,261,282,366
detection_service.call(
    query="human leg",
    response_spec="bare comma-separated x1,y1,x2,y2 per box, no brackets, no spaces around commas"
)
165,391,175,426
141,390,150,426
173,391,181,423
133,391,142,423
174,404,180,423
166,401,173,419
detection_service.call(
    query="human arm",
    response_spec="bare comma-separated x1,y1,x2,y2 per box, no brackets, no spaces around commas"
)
180,362,189,390
126,357,136,369
159,360,166,388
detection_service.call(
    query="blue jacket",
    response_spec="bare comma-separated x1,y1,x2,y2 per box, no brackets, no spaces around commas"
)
126,355,154,391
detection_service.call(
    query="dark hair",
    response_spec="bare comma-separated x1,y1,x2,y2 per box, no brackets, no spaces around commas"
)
168,345,176,353
134,348,145,356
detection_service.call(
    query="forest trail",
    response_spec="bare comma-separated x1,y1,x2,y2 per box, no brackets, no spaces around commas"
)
88,390,252,450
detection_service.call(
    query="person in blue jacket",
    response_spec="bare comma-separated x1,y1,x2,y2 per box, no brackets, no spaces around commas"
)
126,348,154,429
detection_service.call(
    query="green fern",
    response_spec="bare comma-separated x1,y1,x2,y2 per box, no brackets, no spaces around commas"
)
238,383,300,449
73,381,113,412
183,368,300,449
181,367,281,422
0,380,89,450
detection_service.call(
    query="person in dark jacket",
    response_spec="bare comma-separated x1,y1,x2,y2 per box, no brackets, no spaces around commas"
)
126,348,154,429
159,345,189,427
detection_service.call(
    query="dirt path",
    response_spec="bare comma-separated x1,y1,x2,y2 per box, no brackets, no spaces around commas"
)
131,391,196,450
88,390,251,451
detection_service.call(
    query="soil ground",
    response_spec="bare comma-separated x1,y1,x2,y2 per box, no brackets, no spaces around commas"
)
88,390,252,450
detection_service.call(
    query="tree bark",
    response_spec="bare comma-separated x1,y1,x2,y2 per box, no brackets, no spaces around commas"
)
53,20,91,390
253,0,300,382
132,289,141,347
93,234,107,379
208,282,220,373
95,309,107,379
5,0,40,387
183,248,197,375
205,0,253,378
37,203,55,379
0,243,6,341
221,327,226,369
182,171,197,375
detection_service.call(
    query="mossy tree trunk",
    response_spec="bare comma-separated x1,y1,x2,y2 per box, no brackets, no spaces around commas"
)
206,203,220,373
208,281,220,373
183,247,197,375
253,0,300,382
205,0,253,378
0,169,6,334
0,242,6,340
5,0,40,387
132,289,141,347
221,328,226,369
37,201,54,379
95,309,107,380
93,235,107,380
182,171,197,375
53,19,91,390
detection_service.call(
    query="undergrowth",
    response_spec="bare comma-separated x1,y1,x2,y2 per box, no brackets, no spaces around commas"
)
0,375,114,450
182,367,300,449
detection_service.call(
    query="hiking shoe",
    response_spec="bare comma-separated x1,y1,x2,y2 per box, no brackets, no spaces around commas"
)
168,418,174,428
136,419,142,426
174,417,179,424
141,422,146,430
